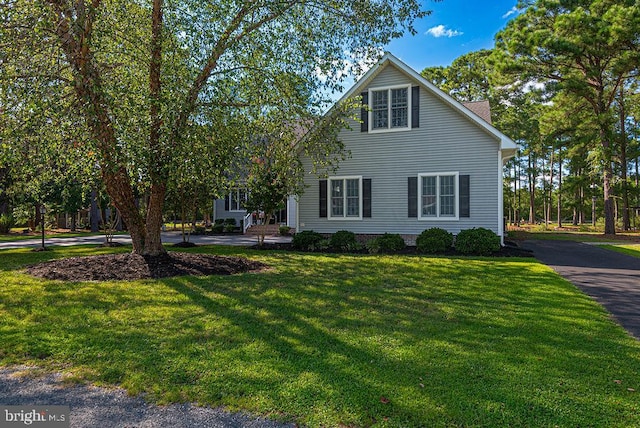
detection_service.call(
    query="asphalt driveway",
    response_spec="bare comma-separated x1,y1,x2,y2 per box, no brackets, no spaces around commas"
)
522,240,640,339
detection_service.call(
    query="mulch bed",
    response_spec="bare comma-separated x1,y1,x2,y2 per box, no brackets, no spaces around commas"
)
26,252,266,282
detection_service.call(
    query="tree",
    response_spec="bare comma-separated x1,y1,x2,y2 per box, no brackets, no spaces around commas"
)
1,0,428,255
494,0,640,234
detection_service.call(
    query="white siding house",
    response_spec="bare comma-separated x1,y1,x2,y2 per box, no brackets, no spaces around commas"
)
295,52,517,243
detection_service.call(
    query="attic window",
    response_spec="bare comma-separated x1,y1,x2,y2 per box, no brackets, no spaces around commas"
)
369,85,411,132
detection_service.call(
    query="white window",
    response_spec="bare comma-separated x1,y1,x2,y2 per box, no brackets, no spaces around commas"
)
228,188,247,211
419,173,458,220
329,176,362,219
369,85,411,132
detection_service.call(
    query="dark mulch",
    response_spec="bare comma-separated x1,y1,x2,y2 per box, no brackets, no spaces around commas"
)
26,252,266,282
252,241,534,257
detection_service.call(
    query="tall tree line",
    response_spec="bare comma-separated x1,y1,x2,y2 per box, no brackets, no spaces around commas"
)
422,0,640,234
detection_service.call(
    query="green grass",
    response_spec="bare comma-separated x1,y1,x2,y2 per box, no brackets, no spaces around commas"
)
601,244,640,258
0,230,109,242
1,246,639,427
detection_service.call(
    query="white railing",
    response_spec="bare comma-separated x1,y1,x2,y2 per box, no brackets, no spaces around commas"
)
243,212,253,234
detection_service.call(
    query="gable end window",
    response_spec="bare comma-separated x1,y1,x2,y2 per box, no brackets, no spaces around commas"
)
418,173,459,220
369,85,414,132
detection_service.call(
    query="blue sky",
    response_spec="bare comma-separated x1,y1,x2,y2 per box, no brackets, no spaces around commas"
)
385,0,521,72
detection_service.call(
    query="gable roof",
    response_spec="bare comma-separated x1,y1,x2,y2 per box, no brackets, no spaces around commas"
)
336,52,517,155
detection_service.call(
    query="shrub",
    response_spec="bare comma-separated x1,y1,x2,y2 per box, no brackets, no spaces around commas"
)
292,230,325,251
279,225,292,236
366,233,406,254
329,230,359,252
0,214,14,234
416,228,453,254
224,218,236,226
223,224,236,233
454,228,501,255
214,219,225,225
212,224,224,233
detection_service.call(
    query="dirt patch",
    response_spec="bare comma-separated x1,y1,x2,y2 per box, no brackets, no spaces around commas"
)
26,252,266,282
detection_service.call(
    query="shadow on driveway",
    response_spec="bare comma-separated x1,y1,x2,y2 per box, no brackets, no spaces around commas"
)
522,240,640,339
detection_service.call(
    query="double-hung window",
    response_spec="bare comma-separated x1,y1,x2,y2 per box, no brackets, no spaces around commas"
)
329,176,362,219
419,173,458,219
228,188,247,211
370,85,411,132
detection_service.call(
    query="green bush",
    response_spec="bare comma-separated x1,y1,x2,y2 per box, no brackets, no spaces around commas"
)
214,219,225,225
279,225,292,236
329,230,359,252
454,228,501,255
416,227,453,254
366,233,406,254
224,218,236,226
0,214,14,234
212,224,224,233
292,230,325,251
223,224,236,233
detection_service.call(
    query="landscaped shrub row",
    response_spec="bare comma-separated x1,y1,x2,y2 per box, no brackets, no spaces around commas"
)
292,227,501,255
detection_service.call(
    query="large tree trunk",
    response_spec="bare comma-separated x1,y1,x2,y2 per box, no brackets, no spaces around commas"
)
599,122,616,235
144,182,166,255
528,154,536,224
557,146,562,228
619,88,630,231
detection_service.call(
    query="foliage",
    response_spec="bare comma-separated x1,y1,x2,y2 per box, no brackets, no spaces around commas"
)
224,218,236,226
328,230,359,252
291,230,324,251
0,0,428,255
1,246,640,427
415,228,454,254
0,214,14,234
493,0,640,235
454,228,501,256
365,233,406,254
279,226,292,236
211,224,224,234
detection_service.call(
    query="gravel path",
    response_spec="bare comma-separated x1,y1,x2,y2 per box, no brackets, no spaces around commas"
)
0,366,295,428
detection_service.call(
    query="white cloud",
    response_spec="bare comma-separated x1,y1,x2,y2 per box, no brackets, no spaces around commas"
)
502,6,520,19
426,25,463,38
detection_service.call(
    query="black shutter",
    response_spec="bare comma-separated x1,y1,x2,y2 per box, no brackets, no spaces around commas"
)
224,194,230,211
411,86,420,128
408,177,418,218
363,178,371,218
319,180,328,218
459,175,470,218
360,91,368,132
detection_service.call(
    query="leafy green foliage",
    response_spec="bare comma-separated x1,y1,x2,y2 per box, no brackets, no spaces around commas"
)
328,230,359,252
1,0,428,254
366,233,406,254
454,228,501,256
292,230,324,251
0,214,14,234
416,228,454,254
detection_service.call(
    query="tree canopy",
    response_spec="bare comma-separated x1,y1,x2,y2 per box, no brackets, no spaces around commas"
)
0,0,428,254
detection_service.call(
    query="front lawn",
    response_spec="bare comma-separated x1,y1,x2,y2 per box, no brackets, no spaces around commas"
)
601,244,640,258
1,246,638,427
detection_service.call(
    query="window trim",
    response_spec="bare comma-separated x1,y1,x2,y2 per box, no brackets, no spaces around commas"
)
368,84,412,133
327,176,363,220
228,188,248,212
418,172,459,221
